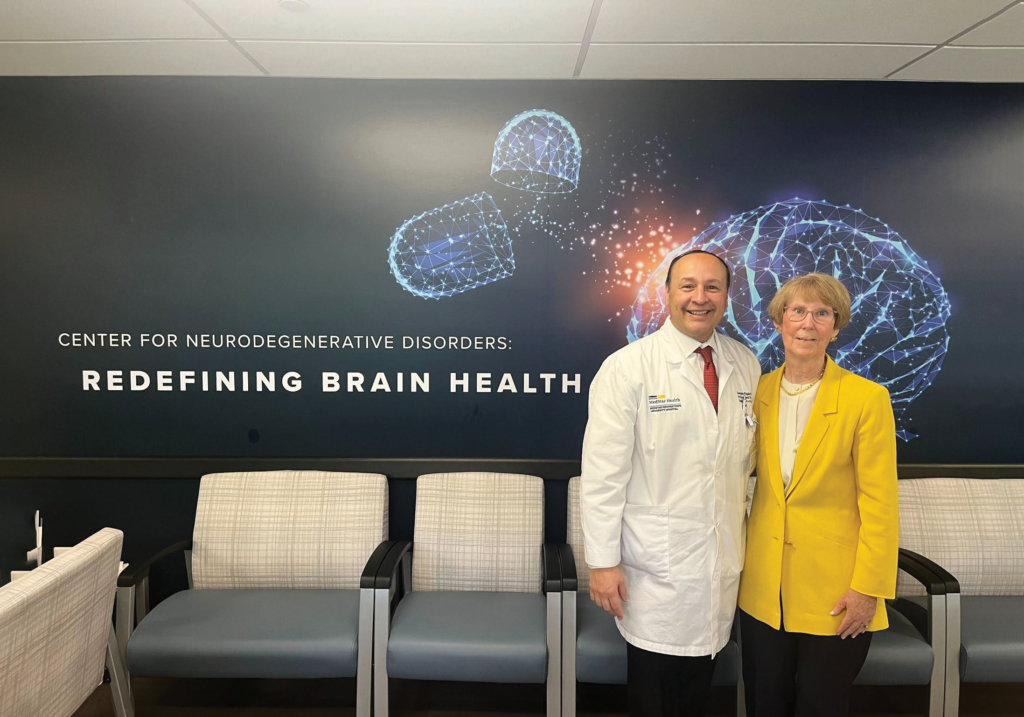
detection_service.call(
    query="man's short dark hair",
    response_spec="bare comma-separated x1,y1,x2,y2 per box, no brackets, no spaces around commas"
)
664,249,732,290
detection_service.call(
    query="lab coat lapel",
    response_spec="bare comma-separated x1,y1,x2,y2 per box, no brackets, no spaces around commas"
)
758,368,787,507
786,358,840,498
715,343,736,397
657,323,707,396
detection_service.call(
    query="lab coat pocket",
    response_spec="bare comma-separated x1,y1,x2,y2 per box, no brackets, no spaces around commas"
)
620,503,670,580
668,512,713,581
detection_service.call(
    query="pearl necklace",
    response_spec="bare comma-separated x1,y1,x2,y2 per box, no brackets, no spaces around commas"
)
780,362,826,397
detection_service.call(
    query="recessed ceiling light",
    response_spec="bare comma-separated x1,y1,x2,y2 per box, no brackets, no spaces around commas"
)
278,0,309,11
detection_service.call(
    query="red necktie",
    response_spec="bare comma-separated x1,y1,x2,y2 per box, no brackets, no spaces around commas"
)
695,346,718,413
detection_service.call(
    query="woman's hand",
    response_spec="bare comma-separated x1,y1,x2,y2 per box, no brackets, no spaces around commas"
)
830,588,876,639
590,566,629,620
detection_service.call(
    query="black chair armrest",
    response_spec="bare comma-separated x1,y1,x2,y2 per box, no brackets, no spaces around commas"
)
897,549,946,595
360,540,398,589
543,543,562,594
374,540,412,590
117,539,192,588
900,548,961,594
557,544,578,592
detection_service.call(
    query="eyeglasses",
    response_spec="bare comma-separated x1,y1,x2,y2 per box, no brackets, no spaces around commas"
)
784,307,836,324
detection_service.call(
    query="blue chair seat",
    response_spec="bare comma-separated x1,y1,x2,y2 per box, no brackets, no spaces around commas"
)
576,597,626,684
574,597,738,686
960,596,1024,683
387,591,548,683
855,604,933,685
127,589,361,679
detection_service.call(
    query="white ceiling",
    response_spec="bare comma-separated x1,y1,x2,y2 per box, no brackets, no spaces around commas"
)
0,0,1021,81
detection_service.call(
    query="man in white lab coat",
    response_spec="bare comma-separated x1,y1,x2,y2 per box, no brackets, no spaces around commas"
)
581,250,761,717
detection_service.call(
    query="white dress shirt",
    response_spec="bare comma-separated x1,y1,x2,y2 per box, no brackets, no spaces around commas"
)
778,376,822,491
670,327,720,404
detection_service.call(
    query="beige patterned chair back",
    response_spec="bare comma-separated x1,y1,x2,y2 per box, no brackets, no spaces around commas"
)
0,528,123,717
898,477,1024,597
412,472,544,594
567,476,591,592
193,471,388,590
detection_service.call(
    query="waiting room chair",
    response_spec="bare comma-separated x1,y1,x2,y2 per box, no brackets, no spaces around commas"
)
853,549,949,717
0,528,131,717
899,477,1024,717
117,470,391,717
373,472,562,717
560,476,743,717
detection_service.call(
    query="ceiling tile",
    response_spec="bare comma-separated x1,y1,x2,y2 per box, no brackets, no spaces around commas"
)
0,0,219,41
580,43,925,80
891,46,1024,81
0,41,261,76
591,0,1013,44
194,0,595,43
241,41,578,78
953,3,1024,46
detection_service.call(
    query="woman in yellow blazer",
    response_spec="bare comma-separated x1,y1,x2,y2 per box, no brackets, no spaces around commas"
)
737,273,898,717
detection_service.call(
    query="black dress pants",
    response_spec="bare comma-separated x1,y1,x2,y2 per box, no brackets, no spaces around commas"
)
626,642,717,717
739,609,872,717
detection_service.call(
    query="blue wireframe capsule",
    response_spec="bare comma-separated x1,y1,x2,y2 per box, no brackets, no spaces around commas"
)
389,192,515,300
491,110,581,194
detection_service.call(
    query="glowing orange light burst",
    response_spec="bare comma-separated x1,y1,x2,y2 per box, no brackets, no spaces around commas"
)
579,199,706,299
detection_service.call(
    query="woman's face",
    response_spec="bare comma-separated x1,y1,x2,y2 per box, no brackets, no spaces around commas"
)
775,292,840,365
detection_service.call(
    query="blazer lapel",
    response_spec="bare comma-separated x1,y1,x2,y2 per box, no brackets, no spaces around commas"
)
758,367,787,507
786,358,841,498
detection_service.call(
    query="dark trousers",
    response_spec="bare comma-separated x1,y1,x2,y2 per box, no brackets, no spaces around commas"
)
740,609,872,717
626,642,717,717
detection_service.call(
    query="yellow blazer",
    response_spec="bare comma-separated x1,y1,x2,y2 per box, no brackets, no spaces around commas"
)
737,357,899,635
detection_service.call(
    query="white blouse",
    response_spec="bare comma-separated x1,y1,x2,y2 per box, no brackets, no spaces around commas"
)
778,376,822,491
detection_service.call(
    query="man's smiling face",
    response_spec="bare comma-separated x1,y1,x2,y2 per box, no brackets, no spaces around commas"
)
666,253,729,343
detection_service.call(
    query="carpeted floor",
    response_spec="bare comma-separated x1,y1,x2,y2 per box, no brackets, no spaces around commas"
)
73,677,1024,717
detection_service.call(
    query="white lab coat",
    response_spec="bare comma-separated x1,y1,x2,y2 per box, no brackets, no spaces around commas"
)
581,321,761,656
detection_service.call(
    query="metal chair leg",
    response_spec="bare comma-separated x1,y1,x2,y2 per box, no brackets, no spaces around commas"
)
561,590,577,717
943,594,961,717
546,591,562,717
134,576,149,622
115,585,135,667
105,625,135,717
374,587,391,717
356,588,374,717
114,584,135,701
927,594,948,717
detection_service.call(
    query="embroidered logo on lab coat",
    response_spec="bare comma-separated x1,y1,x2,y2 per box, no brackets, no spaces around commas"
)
648,395,682,413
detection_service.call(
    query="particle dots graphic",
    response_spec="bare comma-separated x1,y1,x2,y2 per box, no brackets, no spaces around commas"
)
491,110,581,194
389,192,515,300
628,199,951,440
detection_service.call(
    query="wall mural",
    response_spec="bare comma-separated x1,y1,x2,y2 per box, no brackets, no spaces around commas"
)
388,108,951,441
0,79,1020,460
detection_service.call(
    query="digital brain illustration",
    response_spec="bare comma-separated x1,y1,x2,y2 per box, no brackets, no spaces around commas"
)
628,199,951,440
